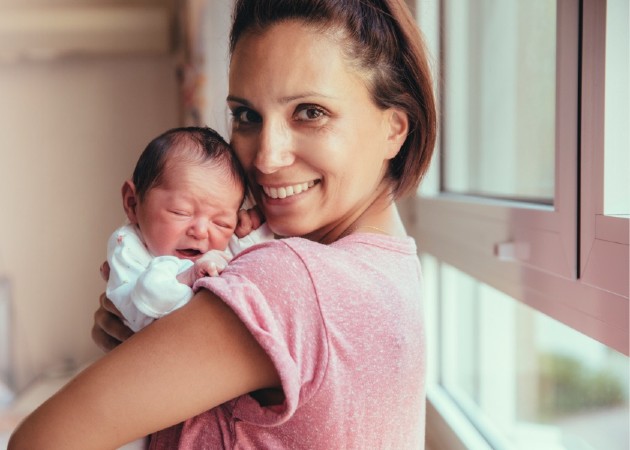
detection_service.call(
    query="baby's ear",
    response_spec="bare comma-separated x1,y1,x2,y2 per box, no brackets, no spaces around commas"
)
121,180,139,224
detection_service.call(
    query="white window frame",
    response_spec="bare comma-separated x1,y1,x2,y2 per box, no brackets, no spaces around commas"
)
409,0,629,358
410,1,629,448
579,0,629,298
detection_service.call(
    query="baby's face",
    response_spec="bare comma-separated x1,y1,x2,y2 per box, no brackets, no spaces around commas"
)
134,161,243,261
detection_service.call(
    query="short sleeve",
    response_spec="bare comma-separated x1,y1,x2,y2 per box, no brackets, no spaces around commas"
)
192,241,329,426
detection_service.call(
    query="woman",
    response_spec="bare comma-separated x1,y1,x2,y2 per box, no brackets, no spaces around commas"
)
9,0,436,448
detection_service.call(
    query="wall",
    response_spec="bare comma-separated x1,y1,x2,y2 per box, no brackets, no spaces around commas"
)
198,0,232,137
0,53,179,390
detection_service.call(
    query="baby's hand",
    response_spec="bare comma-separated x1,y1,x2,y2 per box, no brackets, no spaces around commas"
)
194,251,231,277
176,251,231,286
234,206,265,238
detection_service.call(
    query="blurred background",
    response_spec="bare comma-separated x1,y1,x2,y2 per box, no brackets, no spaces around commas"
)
0,1,628,449
0,0,236,397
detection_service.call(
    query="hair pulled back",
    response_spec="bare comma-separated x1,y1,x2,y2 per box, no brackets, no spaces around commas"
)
230,0,437,199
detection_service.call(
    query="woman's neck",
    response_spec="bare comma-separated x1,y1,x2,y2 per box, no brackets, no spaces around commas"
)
313,186,406,244
343,203,406,239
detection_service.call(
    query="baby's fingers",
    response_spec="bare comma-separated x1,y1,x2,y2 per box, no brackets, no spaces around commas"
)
208,263,220,277
197,261,224,277
248,206,264,230
200,262,219,277
234,209,253,238
235,206,265,237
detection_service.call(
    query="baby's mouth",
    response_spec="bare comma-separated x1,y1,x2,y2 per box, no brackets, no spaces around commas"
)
177,249,202,259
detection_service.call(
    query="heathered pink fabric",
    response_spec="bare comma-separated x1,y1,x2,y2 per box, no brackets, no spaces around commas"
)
149,233,426,449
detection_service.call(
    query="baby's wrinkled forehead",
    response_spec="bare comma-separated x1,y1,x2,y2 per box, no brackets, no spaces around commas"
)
162,145,241,186
161,157,242,191
165,136,210,166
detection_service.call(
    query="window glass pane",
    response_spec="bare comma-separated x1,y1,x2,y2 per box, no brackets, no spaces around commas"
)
443,1,556,203
416,0,440,197
604,0,630,216
420,254,439,387
440,261,629,449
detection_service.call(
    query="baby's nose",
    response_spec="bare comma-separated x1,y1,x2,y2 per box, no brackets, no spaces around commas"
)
188,220,209,240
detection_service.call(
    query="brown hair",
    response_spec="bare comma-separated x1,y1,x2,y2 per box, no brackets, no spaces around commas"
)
133,126,246,202
229,0,437,199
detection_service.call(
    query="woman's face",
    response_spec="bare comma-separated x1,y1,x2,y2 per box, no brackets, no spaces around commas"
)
228,21,405,242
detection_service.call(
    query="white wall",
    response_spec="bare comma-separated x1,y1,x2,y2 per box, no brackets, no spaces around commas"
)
0,54,179,391
199,0,233,136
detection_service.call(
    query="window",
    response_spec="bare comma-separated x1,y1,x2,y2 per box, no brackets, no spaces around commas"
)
423,254,629,449
410,0,629,448
603,0,630,216
442,1,557,202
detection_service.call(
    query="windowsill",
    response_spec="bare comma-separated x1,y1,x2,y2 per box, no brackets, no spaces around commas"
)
426,386,493,450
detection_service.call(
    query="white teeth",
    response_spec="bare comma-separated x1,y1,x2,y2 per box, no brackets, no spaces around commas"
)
263,181,316,199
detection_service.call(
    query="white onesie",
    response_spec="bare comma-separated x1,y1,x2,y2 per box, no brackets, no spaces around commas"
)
106,223,273,332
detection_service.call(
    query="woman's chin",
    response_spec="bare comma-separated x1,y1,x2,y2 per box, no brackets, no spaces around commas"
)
264,219,309,239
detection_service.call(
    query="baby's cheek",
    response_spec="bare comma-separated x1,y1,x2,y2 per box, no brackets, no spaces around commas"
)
218,229,235,250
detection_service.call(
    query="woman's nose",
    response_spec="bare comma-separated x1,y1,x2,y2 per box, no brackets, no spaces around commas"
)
254,120,295,174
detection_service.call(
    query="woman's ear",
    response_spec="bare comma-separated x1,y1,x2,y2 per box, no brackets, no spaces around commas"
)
384,108,409,160
121,180,139,224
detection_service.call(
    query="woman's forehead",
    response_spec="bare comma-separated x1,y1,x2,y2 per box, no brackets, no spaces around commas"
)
232,22,336,66
228,21,367,102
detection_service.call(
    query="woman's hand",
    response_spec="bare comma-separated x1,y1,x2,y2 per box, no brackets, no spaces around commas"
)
92,262,133,352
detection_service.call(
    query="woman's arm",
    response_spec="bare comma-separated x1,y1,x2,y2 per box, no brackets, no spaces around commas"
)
9,289,280,450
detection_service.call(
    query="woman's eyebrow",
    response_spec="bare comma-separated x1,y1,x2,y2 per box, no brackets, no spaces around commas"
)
226,95,250,105
278,92,334,103
227,92,335,106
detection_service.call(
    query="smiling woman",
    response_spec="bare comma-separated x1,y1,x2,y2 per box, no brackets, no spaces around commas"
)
262,180,316,200
9,1,437,448
227,21,408,242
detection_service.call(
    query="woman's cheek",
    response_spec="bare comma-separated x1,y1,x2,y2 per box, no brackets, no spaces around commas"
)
232,138,256,169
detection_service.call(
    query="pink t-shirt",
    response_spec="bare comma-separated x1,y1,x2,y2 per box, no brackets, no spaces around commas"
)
149,233,426,449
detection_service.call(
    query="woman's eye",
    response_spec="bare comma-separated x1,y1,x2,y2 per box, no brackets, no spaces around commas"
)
295,105,326,121
231,107,261,124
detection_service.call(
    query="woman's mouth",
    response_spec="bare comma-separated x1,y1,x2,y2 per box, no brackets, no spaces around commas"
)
262,180,316,199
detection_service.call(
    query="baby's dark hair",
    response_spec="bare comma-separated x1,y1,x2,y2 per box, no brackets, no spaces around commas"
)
132,126,247,202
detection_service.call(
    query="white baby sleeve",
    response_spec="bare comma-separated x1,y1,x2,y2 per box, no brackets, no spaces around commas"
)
106,226,193,332
131,256,194,322
107,227,154,332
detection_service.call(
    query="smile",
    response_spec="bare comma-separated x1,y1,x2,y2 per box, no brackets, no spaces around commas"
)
262,180,316,199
